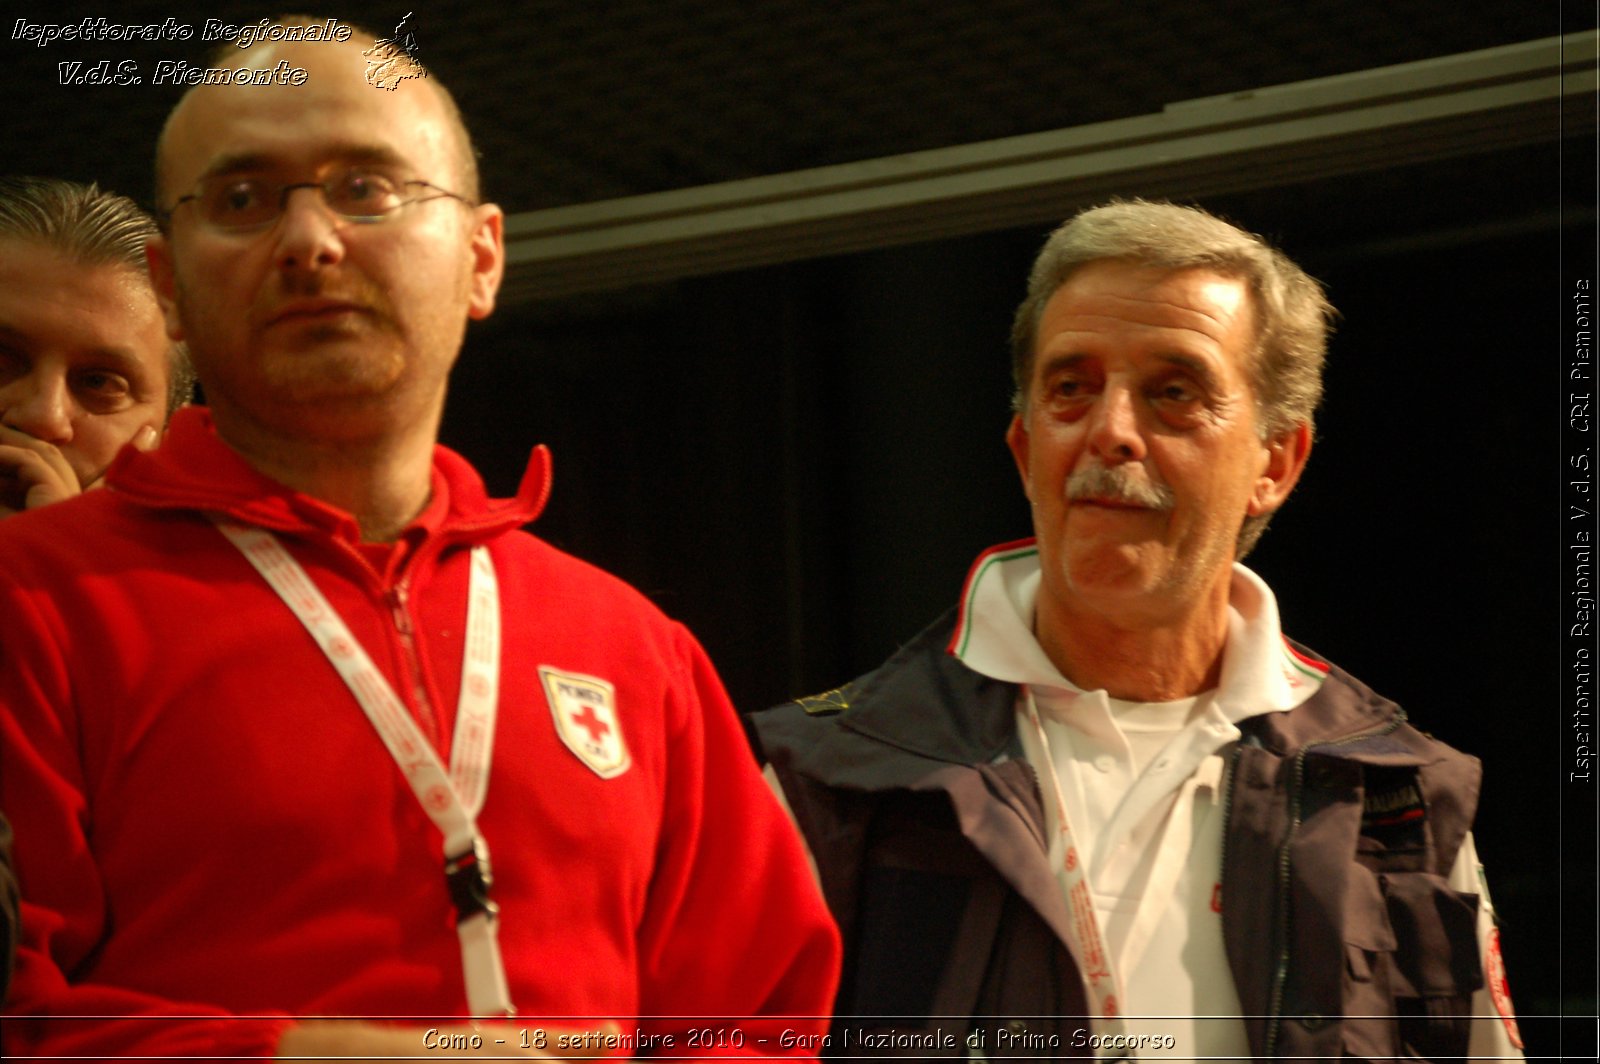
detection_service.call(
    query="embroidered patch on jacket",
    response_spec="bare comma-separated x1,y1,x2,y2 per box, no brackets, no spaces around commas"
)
1484,927,1524,1048
1360,774,1427,851
797,686,849,716
540,667,629,779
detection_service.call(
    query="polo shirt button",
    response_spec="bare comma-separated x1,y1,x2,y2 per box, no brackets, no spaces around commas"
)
1094,754,1115,773
1152,757,1172,772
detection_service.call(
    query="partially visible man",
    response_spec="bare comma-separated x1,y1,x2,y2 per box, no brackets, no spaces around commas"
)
0,30,836,1059
756,200,1521,1060
0,181,186,999
0,176,192,517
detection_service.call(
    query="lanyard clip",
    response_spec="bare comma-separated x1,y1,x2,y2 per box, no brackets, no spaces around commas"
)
444,838,499,925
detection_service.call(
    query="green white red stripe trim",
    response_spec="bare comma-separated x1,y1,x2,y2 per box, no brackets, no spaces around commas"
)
949,537,1038,660
1281,639,1330,680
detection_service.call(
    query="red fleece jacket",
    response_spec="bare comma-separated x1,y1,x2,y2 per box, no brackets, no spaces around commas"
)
0,407,838,1057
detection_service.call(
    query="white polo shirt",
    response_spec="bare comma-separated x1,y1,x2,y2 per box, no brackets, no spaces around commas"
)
951,542,1522,1061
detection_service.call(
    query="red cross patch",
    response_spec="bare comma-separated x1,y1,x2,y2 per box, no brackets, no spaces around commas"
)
539,667,629,779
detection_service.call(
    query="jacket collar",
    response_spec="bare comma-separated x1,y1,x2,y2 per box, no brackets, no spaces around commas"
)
949,538,1330,722
1236,655,1422,762
775,617,1414,793
105,406,552,547
769,608,1018,791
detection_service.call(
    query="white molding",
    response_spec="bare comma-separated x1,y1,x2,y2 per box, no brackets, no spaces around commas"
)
500,31,1599,302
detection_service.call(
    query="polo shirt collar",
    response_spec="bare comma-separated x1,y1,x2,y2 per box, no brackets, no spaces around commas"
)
948,539,1325,719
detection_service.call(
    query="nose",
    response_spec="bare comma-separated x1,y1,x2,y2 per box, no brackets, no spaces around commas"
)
271,186,347,272
0,371,74,445
1085,384,1147,465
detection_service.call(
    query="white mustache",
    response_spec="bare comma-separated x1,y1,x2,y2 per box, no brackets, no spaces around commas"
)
1066,463,1176,510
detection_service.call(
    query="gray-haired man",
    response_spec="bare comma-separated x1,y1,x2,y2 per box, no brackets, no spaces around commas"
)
756,199,1522,1061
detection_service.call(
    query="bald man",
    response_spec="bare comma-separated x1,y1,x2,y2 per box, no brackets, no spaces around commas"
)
0,29,837,1059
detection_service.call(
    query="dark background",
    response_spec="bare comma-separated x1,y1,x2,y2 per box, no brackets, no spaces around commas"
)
3,0,1596,1053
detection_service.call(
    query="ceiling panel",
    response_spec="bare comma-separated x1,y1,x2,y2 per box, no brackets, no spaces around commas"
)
0,0,1573,214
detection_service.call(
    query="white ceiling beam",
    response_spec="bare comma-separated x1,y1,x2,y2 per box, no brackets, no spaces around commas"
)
501,31,1599,302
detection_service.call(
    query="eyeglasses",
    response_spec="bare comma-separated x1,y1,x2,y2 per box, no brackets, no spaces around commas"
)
164,170,475,232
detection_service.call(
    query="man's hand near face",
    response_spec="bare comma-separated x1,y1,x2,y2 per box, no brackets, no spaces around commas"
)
0,231,177,520
0,422,158,518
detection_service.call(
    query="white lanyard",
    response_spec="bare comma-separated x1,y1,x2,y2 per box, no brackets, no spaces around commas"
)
214,519,516,1017
1021,689,1132,1054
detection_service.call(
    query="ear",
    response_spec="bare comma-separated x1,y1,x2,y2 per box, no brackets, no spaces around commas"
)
1005,414,1035,503
145,234,185,342
1248,422,1312,516
465,204,505,321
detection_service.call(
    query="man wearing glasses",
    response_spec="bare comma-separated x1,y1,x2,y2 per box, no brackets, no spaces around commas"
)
0,30,837,1059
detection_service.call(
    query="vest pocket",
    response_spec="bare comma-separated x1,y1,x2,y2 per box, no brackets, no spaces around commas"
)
1381,872,1481,1058
1342,866,1401,1059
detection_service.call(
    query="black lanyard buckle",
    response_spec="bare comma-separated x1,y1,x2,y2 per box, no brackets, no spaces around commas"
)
444,838,499,924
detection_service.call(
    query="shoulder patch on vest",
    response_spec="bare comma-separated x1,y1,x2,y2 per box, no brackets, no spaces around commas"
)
1362,770,1427,851
797,685,850,716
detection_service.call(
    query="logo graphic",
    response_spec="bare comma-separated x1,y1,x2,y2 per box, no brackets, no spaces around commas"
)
540,667,629,779
363,11,426,91
1484,928,1524,1049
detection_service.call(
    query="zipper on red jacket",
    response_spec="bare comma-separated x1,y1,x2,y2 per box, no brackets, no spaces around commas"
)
319,533,446,750
1261,710,1408,1057
386,579,441,747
